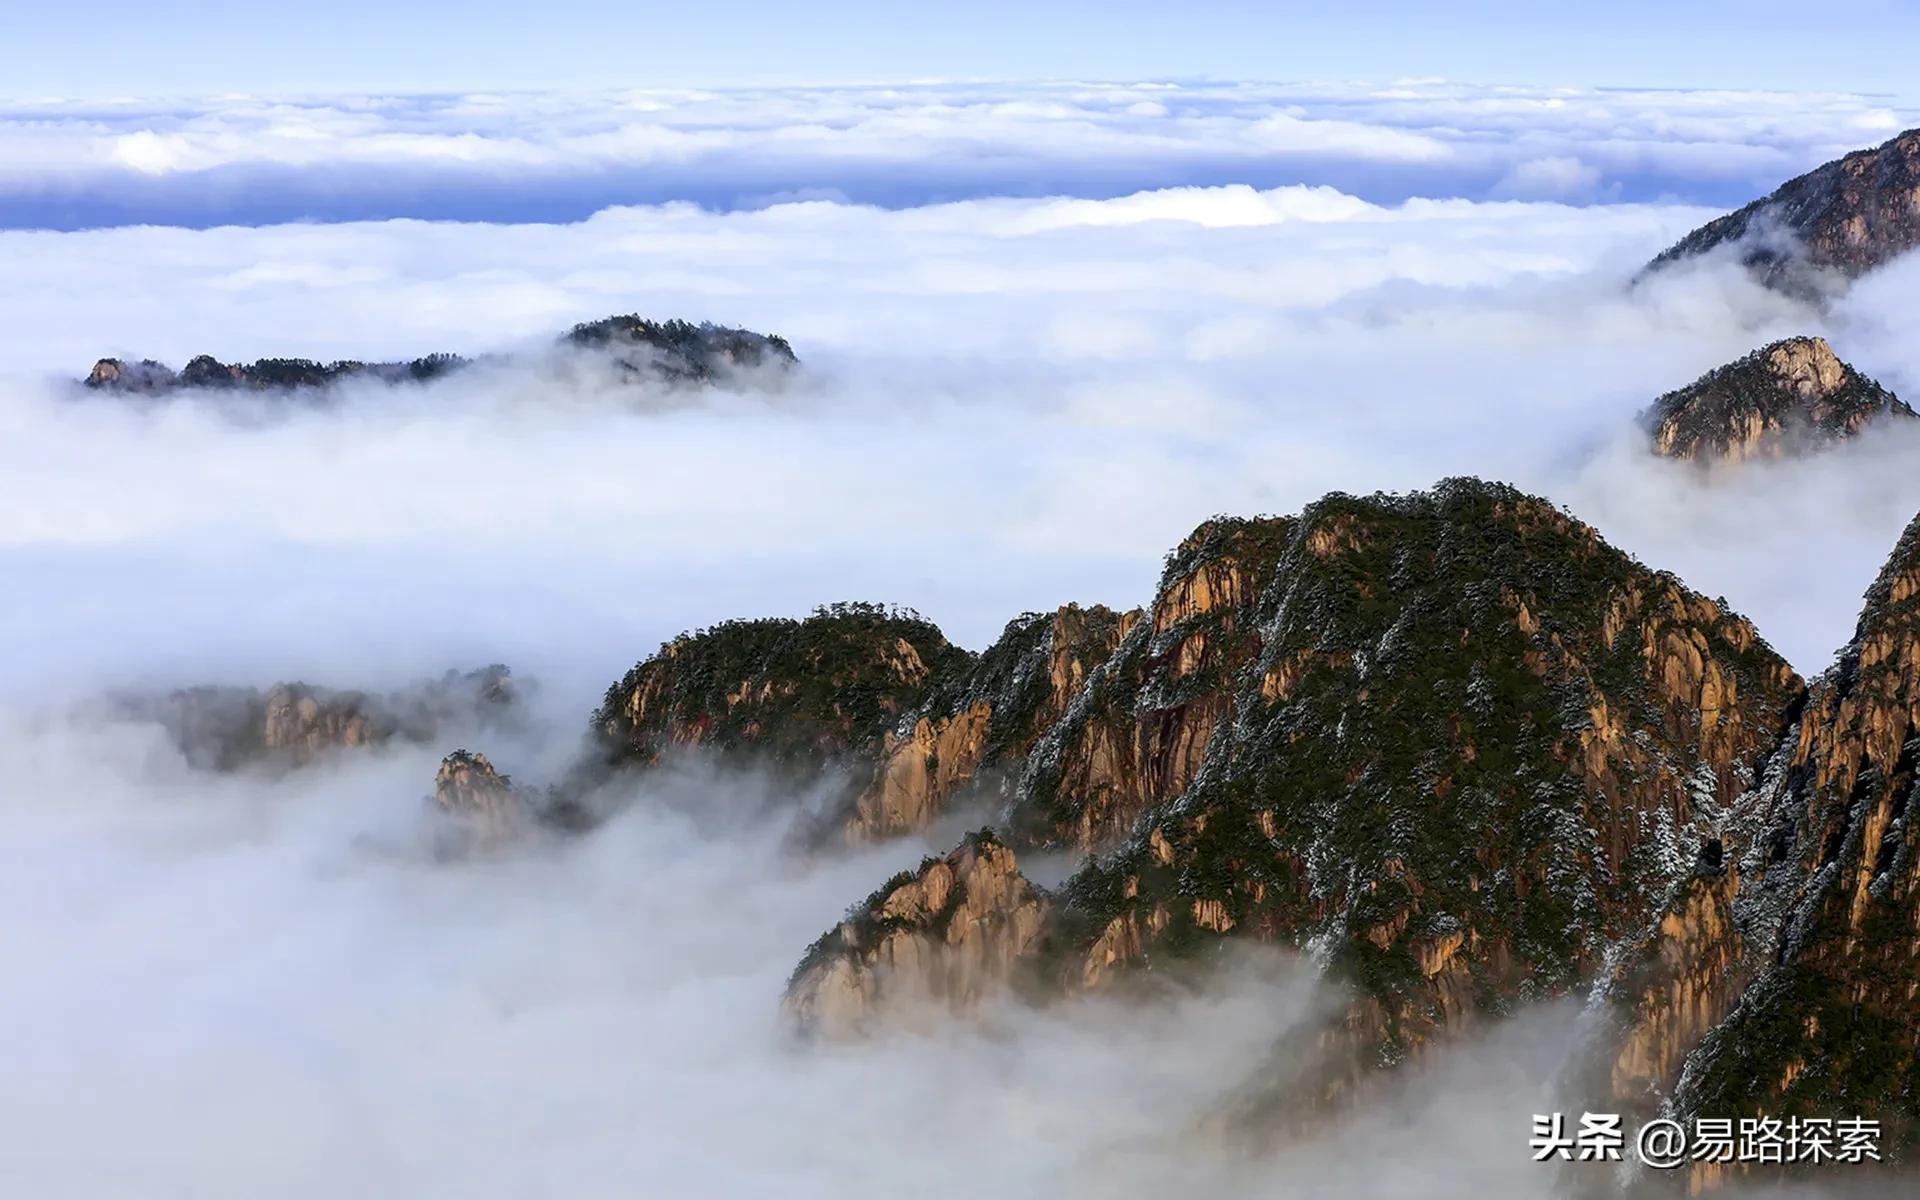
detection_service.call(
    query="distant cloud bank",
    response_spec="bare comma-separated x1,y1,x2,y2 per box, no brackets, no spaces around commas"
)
0,79,1909,229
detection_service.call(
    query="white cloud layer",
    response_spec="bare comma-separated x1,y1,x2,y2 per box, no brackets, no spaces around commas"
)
0,79,1912,228
5,178,1918,689
0,726,1656,1198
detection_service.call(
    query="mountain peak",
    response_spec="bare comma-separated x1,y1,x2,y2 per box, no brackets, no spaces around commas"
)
1760,334,1846,396
1643,336,1915,463
1645,127,1920,295
782,479,1805,1108
431,750,526,851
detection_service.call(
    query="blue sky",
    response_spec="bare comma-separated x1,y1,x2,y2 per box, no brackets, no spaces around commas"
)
6,0,1917,99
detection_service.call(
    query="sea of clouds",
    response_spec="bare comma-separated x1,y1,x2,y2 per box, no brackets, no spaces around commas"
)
3,81,1917,1197
2,79,1912,227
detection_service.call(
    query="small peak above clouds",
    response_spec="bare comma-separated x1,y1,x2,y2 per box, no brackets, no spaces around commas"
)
79,315,797,401
1642,334,1917,464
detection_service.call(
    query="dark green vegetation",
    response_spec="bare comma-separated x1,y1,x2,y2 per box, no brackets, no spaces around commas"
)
580,598,1140,838
81,315,794,396
562,315,796,382
89,350,469,393
589,602,968,772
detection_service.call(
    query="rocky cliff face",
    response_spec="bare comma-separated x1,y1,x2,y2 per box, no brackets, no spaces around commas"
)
82,315,794,397
849,603,1138,840
1643,336,1915,463
569,530,1304,850
1598,869,1750,1117
790,483,1805,1074
119,664,517,770
1645,127,1920,296
1006,517,1292,850
430,749,527,851
1665,512,1920,1165
777,485,1920,1177
580,601,1147,841
784,831,1049,1037
608,520,1292,848
414,470,1918,1171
